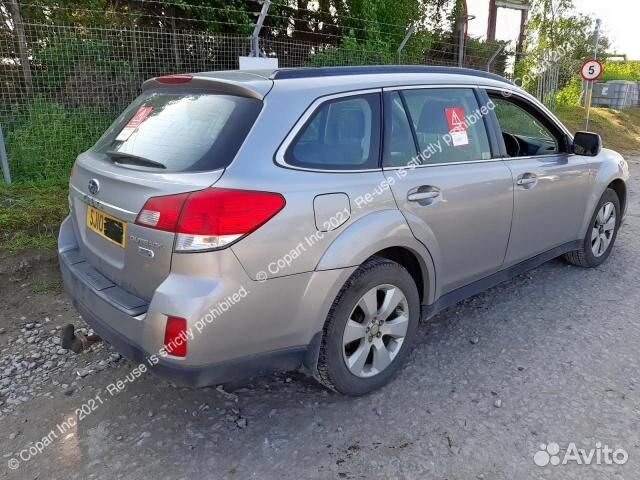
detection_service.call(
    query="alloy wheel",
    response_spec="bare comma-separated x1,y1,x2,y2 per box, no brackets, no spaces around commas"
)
342,284,410,378
591,201,616,257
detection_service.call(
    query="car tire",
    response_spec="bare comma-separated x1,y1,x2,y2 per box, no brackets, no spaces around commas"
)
564,188,621,268
316,256,420,396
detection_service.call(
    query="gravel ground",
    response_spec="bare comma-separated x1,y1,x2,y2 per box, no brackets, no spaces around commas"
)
1,157,640,480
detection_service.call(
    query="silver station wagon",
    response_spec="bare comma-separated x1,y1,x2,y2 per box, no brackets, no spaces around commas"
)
59,66,629,396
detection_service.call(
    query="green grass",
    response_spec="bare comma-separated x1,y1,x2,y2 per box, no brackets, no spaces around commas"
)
31,280,62,293
554,105,640,152
0,182,69,252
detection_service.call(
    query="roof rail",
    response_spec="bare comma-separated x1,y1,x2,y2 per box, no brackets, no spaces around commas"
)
271,65,512,84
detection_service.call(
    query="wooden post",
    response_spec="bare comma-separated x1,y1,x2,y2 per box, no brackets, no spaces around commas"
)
487,0,497,42
517,9,528,54
9,0,33,93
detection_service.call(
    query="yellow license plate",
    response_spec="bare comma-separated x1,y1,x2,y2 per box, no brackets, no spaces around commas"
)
86,206,126,248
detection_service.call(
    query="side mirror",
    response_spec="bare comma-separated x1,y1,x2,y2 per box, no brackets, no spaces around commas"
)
572,131,602,156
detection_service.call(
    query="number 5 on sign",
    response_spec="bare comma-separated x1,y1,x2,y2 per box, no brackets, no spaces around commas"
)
581,59,603,81
581,59,604,131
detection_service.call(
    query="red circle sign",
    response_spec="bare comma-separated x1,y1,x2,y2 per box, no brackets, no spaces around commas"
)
581,59,603,81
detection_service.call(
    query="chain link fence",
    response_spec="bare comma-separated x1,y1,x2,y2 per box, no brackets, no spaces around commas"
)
1,20,252,182
0,4,521,183
529,51,582,111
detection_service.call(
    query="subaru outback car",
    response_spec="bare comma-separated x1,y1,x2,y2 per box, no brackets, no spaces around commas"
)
59,66,629,396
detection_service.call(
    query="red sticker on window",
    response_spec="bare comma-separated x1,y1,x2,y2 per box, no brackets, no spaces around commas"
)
445,107,467,132
126,106,153,128
444,107,469,147
116,106,153,141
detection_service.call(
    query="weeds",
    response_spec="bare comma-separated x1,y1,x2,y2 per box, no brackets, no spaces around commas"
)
0,183,68,252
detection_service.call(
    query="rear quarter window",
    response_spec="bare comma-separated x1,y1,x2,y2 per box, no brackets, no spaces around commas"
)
94,91,262,172
284,93,381,170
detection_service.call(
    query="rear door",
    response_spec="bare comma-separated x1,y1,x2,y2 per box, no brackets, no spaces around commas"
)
384,87,514,294
486,91,591,266
69,88,262,300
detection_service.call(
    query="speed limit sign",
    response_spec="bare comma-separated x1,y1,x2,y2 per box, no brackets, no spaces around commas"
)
581,59,603,81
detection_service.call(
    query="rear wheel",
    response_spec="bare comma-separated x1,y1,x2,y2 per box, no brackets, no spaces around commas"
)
564,188,621,268
316,257,420,396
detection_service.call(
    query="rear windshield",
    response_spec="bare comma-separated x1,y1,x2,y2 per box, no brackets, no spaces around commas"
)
93,90,262,172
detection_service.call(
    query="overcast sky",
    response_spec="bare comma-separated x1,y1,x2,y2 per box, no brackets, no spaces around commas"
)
466,0,639,60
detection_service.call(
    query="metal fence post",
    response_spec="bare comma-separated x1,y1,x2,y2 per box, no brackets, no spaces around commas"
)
250,0,271,57
397,23,416,64
456,14,475,68
486,43,506,72
0,124,12,184
457,21,465,67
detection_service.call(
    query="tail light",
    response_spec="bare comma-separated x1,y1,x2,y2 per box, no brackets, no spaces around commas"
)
164,316,187,357
136,188,286,252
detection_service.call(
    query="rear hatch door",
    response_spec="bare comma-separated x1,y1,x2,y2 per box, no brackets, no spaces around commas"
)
69,84,264,300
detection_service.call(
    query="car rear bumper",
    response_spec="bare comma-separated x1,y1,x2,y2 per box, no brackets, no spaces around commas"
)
65,280,309,387
58,215,352,386
60,247,316,386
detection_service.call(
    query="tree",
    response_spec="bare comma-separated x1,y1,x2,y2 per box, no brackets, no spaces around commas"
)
515,0,609,101
519,0,609,71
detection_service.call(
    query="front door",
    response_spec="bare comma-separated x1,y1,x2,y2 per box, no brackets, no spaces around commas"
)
383,87,514,295
488,93,591,266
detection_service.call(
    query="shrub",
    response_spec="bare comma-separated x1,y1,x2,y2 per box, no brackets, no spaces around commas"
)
5,98,113,182
306,35,396,67
464,38,509,76
600,62,640,82
32,37,134,91
556,76,582,106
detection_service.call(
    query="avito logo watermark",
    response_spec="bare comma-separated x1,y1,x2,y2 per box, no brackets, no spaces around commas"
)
534,442,628,467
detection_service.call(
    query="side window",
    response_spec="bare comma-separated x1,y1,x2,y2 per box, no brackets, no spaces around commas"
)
284,93,381,170
491,96,561,157
400,88,492,165
383,92,418,167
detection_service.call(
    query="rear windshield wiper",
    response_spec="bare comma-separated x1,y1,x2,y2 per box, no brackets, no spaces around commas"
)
105,150,166,169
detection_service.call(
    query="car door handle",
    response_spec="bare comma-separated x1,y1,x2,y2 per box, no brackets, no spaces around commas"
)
516,174,538,188
407,186,441,204
407,191,440,201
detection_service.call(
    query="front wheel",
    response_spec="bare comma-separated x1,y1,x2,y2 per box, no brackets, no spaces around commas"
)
316,257,420,396
564,188,621,268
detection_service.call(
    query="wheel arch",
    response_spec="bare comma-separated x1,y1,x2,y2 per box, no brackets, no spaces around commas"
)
608,178,627,215
580,176,628,238
370,247,425,305
315,209,436,305
579,148,630,239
